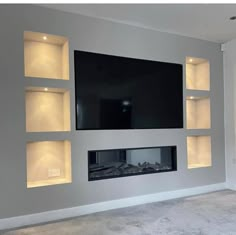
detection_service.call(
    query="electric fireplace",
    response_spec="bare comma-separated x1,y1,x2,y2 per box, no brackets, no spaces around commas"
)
88,146,177,181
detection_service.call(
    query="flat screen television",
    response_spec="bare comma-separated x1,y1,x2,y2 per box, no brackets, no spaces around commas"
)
74,50,183,130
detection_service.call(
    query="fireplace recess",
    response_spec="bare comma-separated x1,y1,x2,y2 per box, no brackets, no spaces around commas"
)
88,146,177,181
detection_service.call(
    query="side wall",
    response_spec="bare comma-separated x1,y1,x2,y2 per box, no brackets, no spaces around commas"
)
224,39,236,189
0,4,225,219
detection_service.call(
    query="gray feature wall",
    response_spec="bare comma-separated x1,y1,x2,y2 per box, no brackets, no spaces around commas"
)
0,4,225,219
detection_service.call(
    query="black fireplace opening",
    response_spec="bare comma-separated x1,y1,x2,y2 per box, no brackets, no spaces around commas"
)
88,146,177,181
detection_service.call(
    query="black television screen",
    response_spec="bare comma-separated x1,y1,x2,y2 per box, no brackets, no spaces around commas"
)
74,50,183,130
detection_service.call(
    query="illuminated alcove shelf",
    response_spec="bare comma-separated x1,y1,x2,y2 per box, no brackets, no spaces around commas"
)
187,136,212,169
27,140,71,188
24,31,69,80
25,87,70,132
186,96,211,129
186,57,210,91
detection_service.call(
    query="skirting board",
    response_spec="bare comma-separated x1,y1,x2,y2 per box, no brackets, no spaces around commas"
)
0,182,226,230
226,182,236,190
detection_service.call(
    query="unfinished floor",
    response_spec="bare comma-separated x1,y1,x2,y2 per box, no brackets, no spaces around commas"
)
2,190,236,235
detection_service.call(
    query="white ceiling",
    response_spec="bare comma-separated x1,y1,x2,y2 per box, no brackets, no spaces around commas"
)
42,4,236,43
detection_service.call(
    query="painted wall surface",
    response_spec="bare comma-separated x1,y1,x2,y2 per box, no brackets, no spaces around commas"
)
223,39,236,188
0,4,225,219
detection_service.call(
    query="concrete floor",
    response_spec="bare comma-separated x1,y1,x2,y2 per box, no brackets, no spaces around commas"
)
2,190,236,235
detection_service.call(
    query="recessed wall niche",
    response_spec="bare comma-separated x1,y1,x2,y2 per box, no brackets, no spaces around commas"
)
186,57,210,91
24,31,69,80
187,136,212,169
27,140,71,188
186,96,211,129
25,87,70,132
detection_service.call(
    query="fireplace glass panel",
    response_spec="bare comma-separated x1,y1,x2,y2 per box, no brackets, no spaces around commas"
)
88,146,177,181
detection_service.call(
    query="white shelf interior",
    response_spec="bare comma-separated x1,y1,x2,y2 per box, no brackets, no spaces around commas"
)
25,87,70,132
186,96,211,129
24,31,69,80
186,57,210,91
27,140,71,188
187,136,212,169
